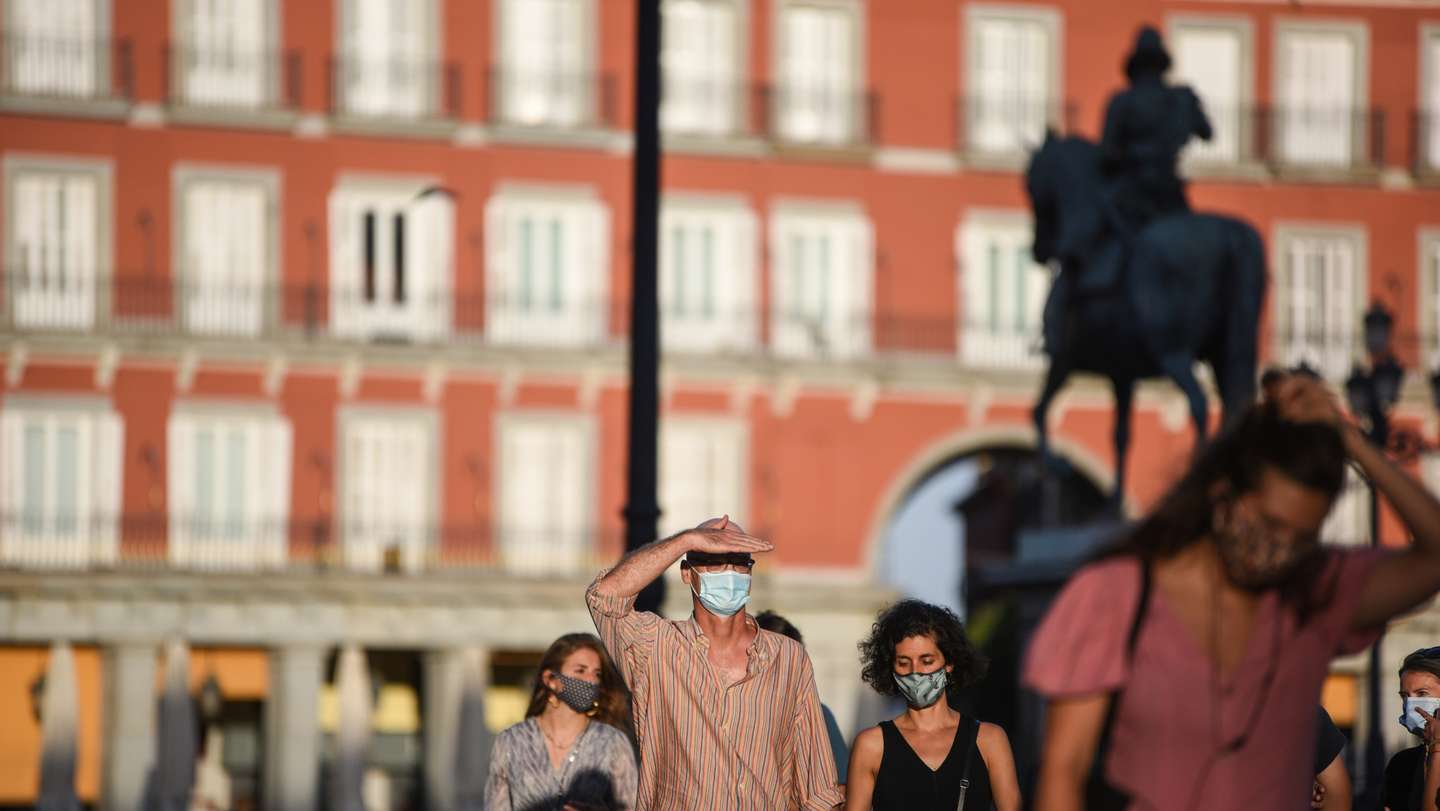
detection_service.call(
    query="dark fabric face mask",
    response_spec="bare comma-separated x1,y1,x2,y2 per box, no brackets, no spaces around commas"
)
1213,502,1318,591
552,672,600,715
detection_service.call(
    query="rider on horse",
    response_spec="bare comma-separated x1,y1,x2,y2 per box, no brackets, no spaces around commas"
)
1100,25,1214,234
1041,26,1214,354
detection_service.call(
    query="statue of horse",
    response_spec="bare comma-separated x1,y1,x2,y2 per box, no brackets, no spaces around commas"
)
1024,131,1267,506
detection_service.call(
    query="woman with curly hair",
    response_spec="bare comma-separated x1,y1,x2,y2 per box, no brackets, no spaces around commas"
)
484,633,637,811
845,599,1021,810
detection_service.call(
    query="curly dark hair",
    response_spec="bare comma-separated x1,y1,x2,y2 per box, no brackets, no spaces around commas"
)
859,600,989,700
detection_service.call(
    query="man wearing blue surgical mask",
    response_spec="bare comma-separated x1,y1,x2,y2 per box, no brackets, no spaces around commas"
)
586,516,844,811
1385,646,1440,811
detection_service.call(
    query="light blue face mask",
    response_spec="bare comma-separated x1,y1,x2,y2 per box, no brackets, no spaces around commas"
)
894,667,949,709
1400,697,1440,734
692,571,751,617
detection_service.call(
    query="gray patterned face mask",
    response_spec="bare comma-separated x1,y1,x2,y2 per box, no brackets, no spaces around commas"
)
552,672,600,715
893,668,948,709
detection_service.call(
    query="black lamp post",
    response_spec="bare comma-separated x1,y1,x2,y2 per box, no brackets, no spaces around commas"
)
1346,303,1403,802
623,0,664,613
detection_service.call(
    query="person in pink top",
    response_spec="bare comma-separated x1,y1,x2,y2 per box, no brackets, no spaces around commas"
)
1025,373,1440,810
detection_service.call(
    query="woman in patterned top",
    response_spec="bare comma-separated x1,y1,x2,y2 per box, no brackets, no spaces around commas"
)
485,633,638,811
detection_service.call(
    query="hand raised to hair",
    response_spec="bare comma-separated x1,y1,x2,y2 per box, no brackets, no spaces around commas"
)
1272,374,1347,428
684,515,774,556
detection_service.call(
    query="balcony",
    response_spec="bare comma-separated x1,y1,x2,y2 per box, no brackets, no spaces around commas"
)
764,84,878,154
1265,105,1385,178
0,511,631,579
487,66,618,138
329,54,460,135
164,43,301,126
660,78,768,148
0,33,133,117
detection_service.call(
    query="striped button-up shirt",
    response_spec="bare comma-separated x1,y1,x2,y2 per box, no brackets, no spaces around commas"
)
587,575,844,811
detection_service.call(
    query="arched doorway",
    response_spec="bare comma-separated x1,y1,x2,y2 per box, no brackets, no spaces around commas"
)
878,444,1110,617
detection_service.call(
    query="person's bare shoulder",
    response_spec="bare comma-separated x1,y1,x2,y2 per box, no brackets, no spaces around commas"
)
852,725,884,761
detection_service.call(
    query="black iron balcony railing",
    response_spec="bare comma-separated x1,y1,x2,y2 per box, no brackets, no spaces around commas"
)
659,76,767,140
164,43,301,112
762,83,879,150
329,54,460,121
1264,104,1386,173
486,66,618,130
0,512,630,576
955,94,1076,156
0,33,133,102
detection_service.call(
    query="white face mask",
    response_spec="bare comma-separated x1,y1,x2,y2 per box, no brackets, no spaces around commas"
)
1400,697,1440,734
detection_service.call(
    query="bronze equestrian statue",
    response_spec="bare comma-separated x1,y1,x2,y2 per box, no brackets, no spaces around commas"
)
1025,26,1267,507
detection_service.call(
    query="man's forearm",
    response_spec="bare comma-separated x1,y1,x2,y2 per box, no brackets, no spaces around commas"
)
593,533,693,599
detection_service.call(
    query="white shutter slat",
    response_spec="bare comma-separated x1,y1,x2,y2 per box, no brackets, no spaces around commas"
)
168,414,197,566
407,193,455,339
732,208,759,349
0,412,26,564
94,411,123,566
262,418,292,568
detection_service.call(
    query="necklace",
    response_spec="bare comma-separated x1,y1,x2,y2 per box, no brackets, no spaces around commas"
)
539,717,586,751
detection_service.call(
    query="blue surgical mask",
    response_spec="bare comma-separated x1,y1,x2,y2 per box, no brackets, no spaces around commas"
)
894,668,949,709
1400,697,1440,734
692,571,751,617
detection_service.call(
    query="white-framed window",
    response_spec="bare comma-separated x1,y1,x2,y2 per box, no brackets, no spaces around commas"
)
4,157,111,331
1274,227,1365,381
957,213,1049,369
1275,22,1368,167
660,196,757,352
662,0,741,136
174,0,276,109
966,6,1058,156
1421,26,1440,172
659,417,747,538
1322,468,1370,547
769,205,873,359
339,409,437,573
167,407,291,570
329,181,453,342
4,0,107,99
177,169,277,337
496,413,594,575
1170,17,1252,165
485,189,609,347
776,0,861,145
497,0,593,127
0,400,122,568
338,0,436,118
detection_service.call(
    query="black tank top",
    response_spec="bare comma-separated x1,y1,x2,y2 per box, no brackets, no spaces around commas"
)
872,716,993,811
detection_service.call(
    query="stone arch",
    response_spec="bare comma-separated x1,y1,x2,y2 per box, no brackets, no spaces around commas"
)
860,425,1116,578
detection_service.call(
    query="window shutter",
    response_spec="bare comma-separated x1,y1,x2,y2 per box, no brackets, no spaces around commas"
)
168,414,197,566
579,201,610,340
62,174,97,329
94,411,123,566
731,207,759,348
847,216,874,356
408,191,454,338
0,411,26,563
261,418,292,568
